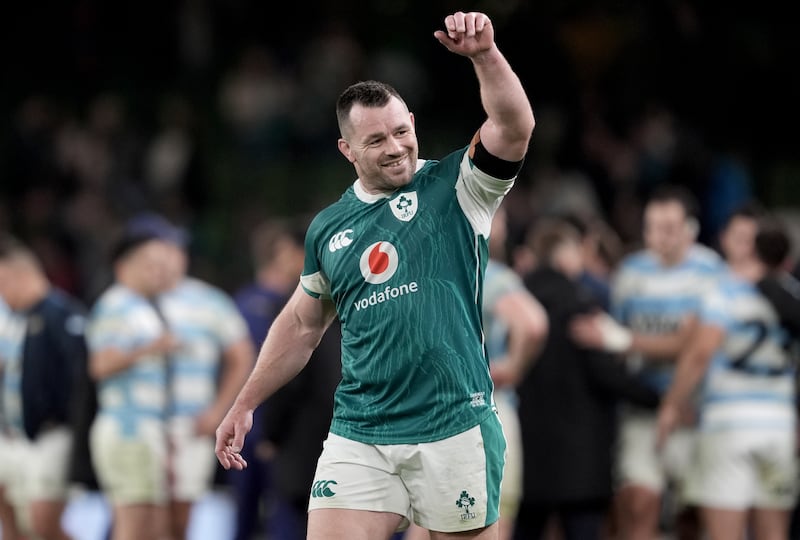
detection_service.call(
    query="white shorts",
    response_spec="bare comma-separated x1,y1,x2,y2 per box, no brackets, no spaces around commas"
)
616,411,695,501
686,429,799,510
90,415,168,505
168,417,217,501
309,411,506,533
495,394,522,521
0,427,72,506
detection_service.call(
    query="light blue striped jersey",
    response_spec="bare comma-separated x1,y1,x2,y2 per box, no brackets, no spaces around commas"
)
482,259,526,404
698,268,796,432
87,284,168,437
159,277,249,417
0,300,25,433
612,243,726,393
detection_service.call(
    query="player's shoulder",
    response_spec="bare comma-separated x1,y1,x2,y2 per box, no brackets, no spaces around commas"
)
176,276,237,305
41,288,88,318
685,243,726,273
89,284,141,318
617,249,657,273
485,259,521,285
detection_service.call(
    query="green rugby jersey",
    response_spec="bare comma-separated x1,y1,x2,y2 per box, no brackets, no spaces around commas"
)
301,146,515,444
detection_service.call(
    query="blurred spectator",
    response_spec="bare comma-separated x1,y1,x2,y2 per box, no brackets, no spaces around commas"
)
218,45,296,161
562,212,624,311
231,217,306,540
126,212,255,540
292,20,364,154
85,229,176,540
513,217,660,540
753,212,800,341
143,96,210,224
0,235,89,540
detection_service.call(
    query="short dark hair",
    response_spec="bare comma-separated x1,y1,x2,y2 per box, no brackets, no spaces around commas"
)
110,233,160,264
336,80,406,137
0,235,42,271
250,218,306,269
646,184,699,220
755,217,792,269
0,234,24,261
723,200,767,228
528,217,582,263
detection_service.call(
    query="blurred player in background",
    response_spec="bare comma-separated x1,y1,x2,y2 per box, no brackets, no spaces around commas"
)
657,210,799,539
0,236,88,540
0,296,24,540
230,218,306,540
86,230,175,540
124,212,255,540
570,185,726,539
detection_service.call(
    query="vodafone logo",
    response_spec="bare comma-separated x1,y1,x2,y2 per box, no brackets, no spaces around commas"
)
359,241,399,284
328,229,354,252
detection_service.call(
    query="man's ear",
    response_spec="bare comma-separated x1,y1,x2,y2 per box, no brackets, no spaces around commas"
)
686,217,699,239
338,138,355,163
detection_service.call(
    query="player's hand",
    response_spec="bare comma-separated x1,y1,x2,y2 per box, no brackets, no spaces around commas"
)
490,358,521,388
655,401,680,451
570,312,632,353
147,332,182,356
214,406,253,470
434,11,495,58
194,406,222,437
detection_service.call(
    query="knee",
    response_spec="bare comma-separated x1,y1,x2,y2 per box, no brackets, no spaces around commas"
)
619,488,660,523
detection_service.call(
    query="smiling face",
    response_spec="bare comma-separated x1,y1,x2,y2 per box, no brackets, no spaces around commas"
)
337,96,418,195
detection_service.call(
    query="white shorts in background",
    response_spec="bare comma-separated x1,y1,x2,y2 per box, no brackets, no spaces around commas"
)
686,429,799,510
1,427,72,507
495,394,522,522
616,412,695,502
90,414,168,505
309,412,506,533
168,416,217,501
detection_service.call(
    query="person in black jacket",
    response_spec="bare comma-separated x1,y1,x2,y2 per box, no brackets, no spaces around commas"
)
0,234,88,540
753,216,800,341
260,317,342,540
513,217,660,540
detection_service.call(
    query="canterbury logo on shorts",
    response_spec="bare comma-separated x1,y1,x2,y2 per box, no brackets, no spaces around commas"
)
311,479,338,498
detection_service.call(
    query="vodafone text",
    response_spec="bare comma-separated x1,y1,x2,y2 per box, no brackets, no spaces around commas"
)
353,282,419,311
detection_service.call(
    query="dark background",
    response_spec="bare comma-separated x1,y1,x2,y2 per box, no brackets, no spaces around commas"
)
2,0,799,299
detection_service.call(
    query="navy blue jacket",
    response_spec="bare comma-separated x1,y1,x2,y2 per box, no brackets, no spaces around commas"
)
20,289,88,440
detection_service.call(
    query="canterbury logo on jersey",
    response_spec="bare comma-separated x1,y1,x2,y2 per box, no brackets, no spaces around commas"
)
328,229,354,252
311,480,338,498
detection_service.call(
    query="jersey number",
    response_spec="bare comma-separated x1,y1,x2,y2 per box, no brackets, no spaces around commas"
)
730,320,791,376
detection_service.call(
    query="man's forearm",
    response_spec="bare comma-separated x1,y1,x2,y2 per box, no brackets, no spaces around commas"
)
472,46,534,160
229,308,322,413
